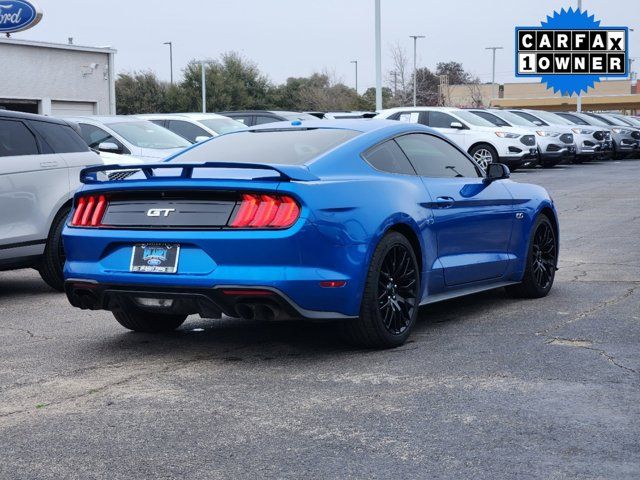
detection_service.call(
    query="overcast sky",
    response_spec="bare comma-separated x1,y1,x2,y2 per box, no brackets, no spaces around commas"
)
20,0,640,91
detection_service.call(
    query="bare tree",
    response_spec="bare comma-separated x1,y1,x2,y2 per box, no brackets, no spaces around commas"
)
386,42,412,106
466,81,485,108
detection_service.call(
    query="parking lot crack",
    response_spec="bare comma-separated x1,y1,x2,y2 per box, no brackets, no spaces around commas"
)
0,326,52,341
546,337,637,375
536,285,637,337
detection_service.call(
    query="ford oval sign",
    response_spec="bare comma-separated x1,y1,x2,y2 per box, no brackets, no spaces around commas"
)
0,1,43,33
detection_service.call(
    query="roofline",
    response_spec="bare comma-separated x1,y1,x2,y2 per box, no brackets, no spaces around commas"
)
0,37,117,54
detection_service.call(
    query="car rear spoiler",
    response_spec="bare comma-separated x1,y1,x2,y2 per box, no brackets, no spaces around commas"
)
79,162,319,184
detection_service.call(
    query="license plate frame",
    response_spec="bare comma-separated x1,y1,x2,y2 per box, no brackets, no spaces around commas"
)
130,243,180,274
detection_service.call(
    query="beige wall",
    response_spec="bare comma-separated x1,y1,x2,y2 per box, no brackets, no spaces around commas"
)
445,79,638,112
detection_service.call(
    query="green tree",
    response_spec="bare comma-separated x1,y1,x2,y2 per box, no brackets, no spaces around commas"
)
115,71,168,114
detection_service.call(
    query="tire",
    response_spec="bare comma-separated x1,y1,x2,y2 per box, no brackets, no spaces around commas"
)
343,232,420,349
506,215,557,299
469,144,498,171
113,307,187,333
38,206,70,291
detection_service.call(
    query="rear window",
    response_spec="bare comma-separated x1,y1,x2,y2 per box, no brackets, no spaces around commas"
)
171,128,360,165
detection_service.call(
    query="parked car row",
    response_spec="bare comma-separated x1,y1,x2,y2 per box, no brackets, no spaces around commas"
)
374,106,640,168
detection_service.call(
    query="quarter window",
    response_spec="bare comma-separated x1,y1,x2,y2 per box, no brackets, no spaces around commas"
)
362,140,416,175
395,133,480,178
0,120,39,157
29,121,89,154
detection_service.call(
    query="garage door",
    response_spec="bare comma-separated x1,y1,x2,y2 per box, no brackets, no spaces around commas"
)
51,101,96,117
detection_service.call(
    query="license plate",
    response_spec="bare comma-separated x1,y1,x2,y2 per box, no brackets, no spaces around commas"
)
130,243,180,273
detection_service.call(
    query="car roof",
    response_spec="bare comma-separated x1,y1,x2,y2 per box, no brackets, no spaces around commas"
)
217,110,301,116
64,115,150,125
138,112,230,121
246,118,430,134
0,109,74,126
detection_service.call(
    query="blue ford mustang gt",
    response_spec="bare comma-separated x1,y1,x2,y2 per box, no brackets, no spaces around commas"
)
63,120,558,348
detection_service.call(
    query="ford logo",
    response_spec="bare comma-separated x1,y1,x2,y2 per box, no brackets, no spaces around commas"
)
0,0,43,33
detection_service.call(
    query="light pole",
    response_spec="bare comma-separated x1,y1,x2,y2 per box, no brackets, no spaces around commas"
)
163,41,173,84
351,60,358,93
577,0,582,111
375,0,382,110
485,46,503,105
410,35,425,107
201,61,206,113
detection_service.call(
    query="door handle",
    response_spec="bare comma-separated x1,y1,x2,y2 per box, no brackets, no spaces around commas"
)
435,196,455,208
39,161,59,168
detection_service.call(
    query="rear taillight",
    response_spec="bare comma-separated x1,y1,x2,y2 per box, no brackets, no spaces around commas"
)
229,193,300,229
70,195,108,227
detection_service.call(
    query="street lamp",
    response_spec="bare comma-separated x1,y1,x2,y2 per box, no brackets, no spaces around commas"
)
351,60,359,93
485,46,503,104
375,0,382,110
577,0,582,111
201,60,206,113
409,35,425,107
163,41,173,84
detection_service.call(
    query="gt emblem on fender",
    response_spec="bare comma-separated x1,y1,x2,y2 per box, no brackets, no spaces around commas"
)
516,212,524,219
147,208,176,217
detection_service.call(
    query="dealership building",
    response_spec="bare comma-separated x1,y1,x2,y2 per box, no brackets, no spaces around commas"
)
0,37,116,116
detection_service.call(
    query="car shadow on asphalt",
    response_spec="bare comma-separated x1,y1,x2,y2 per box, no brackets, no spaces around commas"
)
0,269,55,300
81,288,514,361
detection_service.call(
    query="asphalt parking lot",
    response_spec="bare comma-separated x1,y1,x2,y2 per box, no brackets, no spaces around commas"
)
1,160,639,479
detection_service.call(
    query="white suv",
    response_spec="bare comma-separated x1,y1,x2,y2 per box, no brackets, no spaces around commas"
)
375,107,538,170
0,110,103,290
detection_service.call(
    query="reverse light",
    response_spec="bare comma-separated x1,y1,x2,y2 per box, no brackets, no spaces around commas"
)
70,194,108,227
229,193,300,229
495,131,520,138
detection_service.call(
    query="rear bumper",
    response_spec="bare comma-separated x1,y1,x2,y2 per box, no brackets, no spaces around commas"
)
62,222,366,317
65,280,356,320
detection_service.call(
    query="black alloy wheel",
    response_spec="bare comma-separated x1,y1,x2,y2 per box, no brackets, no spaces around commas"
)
377,244,419,335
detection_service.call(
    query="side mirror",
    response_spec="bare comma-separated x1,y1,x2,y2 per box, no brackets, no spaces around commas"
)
194,136,210,143
98,142,121,153
533,120,544,126
450,121,464,129
485,163,510,182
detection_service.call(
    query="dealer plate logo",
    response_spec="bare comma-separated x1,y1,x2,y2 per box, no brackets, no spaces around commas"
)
515,8,629,95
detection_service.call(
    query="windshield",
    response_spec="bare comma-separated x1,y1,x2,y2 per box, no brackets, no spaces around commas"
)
530,110,574,126
576,114,610,127
171,128,360,165
453,110,497,127
200,118,247,134
615,115,640,127
280,112,319,121
556,113,590,126
107,121,191,149
469,111,511,127
491,110,535,127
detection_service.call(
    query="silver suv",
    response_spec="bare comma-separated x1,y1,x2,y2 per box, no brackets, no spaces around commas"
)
0,110,103,290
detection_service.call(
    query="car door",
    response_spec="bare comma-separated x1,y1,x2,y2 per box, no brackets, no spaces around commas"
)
0,118,69,256
425,111,469,150
395,133,515,286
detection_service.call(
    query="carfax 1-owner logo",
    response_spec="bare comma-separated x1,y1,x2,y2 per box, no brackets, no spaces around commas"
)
515,7,629,96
